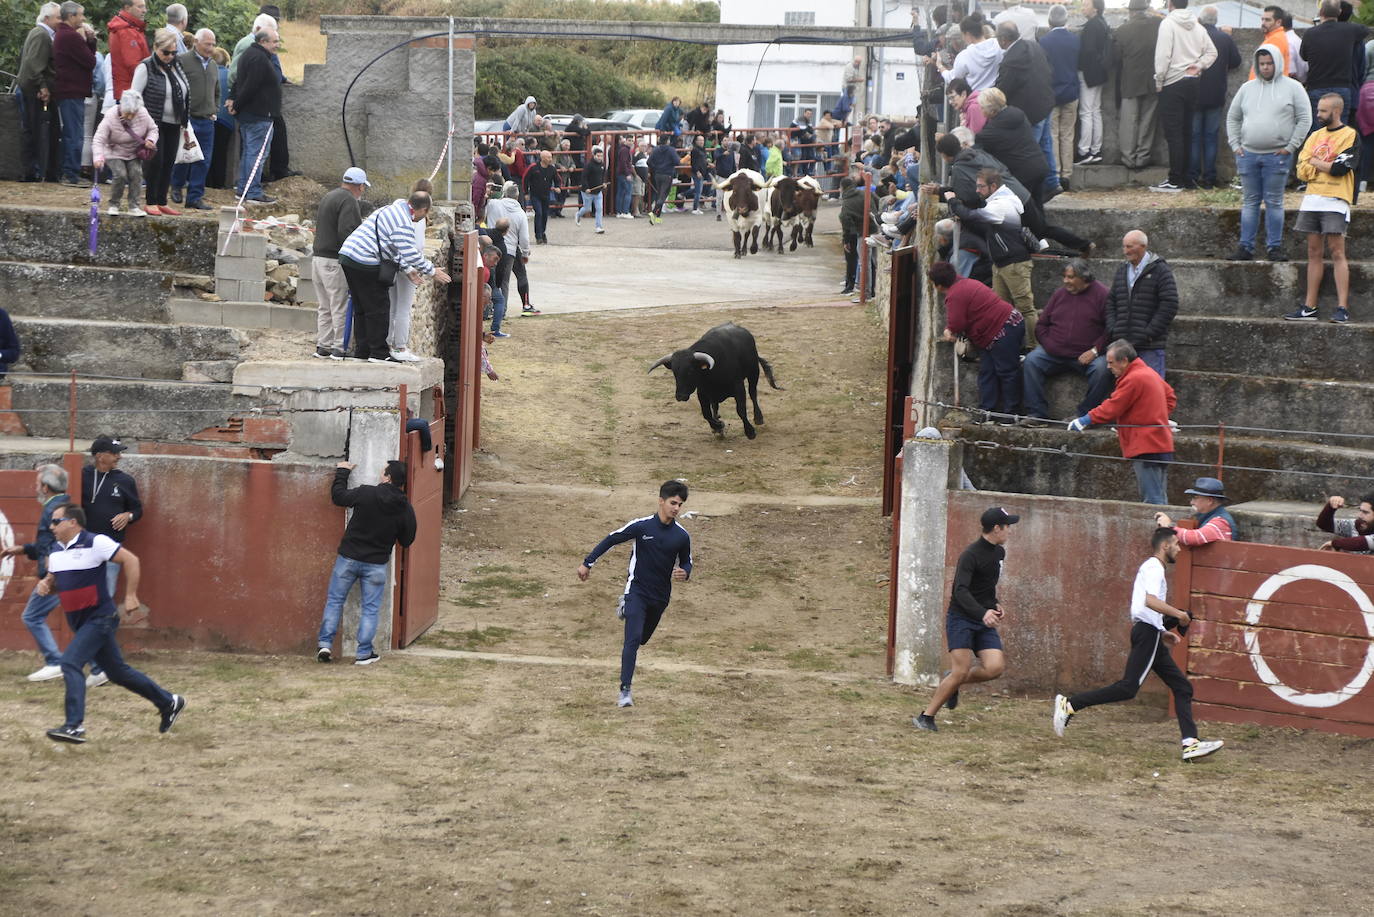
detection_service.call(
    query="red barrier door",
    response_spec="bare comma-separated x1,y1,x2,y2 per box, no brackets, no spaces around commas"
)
449,230,481,500
394,421,443,647
0,468,47,651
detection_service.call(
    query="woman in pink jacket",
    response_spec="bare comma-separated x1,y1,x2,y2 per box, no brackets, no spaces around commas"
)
93,89,158,216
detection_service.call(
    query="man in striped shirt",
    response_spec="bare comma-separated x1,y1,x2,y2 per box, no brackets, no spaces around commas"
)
42,505,184,744
1154,476,1237,545
338,190,451,363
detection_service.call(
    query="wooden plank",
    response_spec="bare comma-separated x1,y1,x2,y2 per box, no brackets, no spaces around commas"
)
1191,675,1374,725
1194,702,1374,739
1190,567,1374,609
1192,620,1374,666
1191,546,1374,591
1192,594,1373,638
1189,646,1369,694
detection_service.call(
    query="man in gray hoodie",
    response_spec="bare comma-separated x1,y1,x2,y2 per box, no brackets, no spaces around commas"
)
1151,0,1217,192
1225,44,1311,261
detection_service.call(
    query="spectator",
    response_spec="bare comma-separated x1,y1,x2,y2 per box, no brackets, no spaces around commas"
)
1226,44,1310,262
838,176,875,298
503,95,537,133
935,216,993,285
386,177,432,362
338,191,452,362
228,12,273,83
633,139,650,216
1286,94,1360,324
1155,477,1237,544
647,133,679,223
1021,258,1112,423
1075,0,1111,166
940,168,1037,348
206,46,233,189
524,149,559,244
1191,6,1241,190
553,137,575,216
106,0,148,102
685,100,711,138
2,465,69,681
1284,12,1306,83
931,260,1024,418
939,15,1003,92
311,167,368,360
614,134,634,218
575,146,606,233
993,3,1039,42
314,460,417,666
477,242,507,337
226,25,281,206
710,109,731,141
1302,1,1369,127
169,28,217,210
1316,494,1374,553
1251,6,1292,79
485,182,535,317
52,2,96,186
688,134,711,213
995,20,1059,196
843,55,864,98
1150,0,1217,193
1039,5,1080,191
0,303,20,379
92,89,155,216
1096,230,1177,380
164,3,187,52
946,77,985,133
974,89,1049,203
1068,339,1177,505
1116,0,1164,170
791,107,817,176
80,435,143,633
762,135,783,179
130,28,190,216
471,141,488,217
656,96,684,136
18,2,61,183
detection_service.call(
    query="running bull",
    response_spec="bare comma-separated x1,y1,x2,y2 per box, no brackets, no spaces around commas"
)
648,322,782,439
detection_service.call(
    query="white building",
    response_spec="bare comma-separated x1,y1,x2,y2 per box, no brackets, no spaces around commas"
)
714,0,923,128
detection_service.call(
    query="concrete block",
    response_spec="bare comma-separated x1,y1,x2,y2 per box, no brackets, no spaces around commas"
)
298,257,313,281
232,357,443,393
221,301,273,329
218,206,243,232
297,278,317,304
169,299,225,325
183,360,237,383
894,438,951,688
216,255,266,283
215,279,266,303
269,304,317,332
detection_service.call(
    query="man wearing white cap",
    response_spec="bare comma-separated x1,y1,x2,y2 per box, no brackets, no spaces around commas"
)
504,95,538,133
310,167,370,359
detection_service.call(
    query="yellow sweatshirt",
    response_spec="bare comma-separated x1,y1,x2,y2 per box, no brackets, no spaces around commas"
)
1296,124,1360,205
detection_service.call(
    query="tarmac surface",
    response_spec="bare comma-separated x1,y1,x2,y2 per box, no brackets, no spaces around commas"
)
519,196,848,314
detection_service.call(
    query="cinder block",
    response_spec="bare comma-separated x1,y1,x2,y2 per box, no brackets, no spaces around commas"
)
216,255,265,283
217,206,243,232
269,304,317,332
169,300,225,325
215,278,266,303
222,301,273,328
297,257,313,281
296,279,317,304
238,233,268,260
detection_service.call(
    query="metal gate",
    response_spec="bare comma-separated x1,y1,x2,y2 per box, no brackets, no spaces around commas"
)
393,403,444,648
881,247,921,517
449,229,482,500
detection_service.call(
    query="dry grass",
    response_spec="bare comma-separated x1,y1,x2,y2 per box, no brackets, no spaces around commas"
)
276,18,329,83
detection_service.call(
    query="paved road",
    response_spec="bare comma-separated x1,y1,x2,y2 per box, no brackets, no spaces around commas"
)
518,198,849,314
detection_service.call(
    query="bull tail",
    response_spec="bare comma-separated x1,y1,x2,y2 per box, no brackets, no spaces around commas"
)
759,356,783,390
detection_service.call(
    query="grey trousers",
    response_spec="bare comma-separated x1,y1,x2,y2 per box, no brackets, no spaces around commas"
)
1119,94,1158,169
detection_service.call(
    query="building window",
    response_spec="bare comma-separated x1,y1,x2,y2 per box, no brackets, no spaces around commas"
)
783,11,815,26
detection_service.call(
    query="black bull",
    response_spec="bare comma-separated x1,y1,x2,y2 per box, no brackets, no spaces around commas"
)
648,323,782,439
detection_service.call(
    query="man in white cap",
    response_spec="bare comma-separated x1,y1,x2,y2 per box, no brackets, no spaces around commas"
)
504,95,538,134
311,167,370,359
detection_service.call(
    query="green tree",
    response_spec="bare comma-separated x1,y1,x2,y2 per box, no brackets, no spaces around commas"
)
476,44,661,118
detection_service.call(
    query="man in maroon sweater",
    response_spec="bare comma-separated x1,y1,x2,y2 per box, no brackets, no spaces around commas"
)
52,2,97,185
1317,494,1374,553
1021,258,1112,424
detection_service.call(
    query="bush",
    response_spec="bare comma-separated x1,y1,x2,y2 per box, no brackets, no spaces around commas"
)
476,45,662,119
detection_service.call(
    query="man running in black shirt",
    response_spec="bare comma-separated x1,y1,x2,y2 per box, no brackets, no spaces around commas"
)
578,480,693,708
914,507,1017,732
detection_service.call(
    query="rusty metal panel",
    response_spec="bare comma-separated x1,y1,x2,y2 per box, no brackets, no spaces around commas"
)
0,468,48,652
394,423,443,647
449,229,481,500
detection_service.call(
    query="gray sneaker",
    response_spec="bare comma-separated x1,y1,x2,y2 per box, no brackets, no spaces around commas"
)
912,713,938,732
617,688,633,708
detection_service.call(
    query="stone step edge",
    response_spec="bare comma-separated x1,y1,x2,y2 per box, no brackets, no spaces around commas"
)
168,299,314,332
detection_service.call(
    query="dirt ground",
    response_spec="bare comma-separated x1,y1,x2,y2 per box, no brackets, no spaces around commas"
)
3,237,1374,913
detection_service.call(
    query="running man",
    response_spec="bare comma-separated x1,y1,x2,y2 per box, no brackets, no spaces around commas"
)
577,480,693,708
1053,527,1224,762
914,506,1016,732
41,505,185,744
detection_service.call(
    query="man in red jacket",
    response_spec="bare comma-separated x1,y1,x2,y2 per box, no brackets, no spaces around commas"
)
1067,338,1176,504
106,0,149,102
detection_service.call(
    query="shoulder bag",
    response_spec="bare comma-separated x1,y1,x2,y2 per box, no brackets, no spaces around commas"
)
375,217,400,287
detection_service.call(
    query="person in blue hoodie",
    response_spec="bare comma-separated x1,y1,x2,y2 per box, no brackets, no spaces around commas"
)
655,96,683,137
646,133,681,223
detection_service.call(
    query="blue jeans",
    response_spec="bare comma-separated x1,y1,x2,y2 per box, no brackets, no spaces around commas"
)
58,98,85,181
1188,106,1222,186
977,319,1024,414
1308,87,1352,127
953,248,978,278
1032,118,1059,193
1131,452,1173,505
236,117,271,199
619,592,667,689
577,190,603,228
170,116,215,204
691,175,704,209
1236,149,1289,252
1021,346,1114,419
22,587,62,666
59,613,173,728
531,195,550,240
317,554,388,659
616,176,632,214
490,283,507,333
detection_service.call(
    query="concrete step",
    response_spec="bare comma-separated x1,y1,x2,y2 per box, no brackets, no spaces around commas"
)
5,376,259,441
1065,164,1167,191
0,204,216,274
1042,203,1374,262
9,317,247,380
1167,316,1368,382
169,298,316,332
0,260,182,323
944,423,1367,505
1031,257,1374,319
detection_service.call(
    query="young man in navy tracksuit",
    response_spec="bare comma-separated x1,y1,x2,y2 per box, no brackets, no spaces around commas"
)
578,480,693,708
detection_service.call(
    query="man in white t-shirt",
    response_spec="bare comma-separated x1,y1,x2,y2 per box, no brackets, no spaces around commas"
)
1051,527,1224,762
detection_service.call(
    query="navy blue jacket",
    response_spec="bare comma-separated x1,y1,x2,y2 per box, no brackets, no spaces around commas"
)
647,143,680,176
1039,27,1082,106
24,493,70,577
584,513,692,604
0,307,20,376
1198,24,1241,110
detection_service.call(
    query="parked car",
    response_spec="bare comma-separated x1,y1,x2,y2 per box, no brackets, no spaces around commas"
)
543,115,643,135
603,109,663,130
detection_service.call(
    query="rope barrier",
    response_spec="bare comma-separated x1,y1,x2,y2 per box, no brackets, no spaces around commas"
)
219,122,275,258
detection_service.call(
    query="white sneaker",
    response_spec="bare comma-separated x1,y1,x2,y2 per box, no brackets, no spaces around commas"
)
595,227,605,234
390,350,422,363
128,206,146,217
433,455,445,470
617,689,633,708
692,209,703,214
880,211,900,224
86,671,109,688
106,205,120,215
575,211,582,226
1052,694,1073,737
1182,738,1224,762
27,664,63,682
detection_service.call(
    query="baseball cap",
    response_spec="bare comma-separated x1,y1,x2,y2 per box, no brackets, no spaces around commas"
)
90,435,127,455
980,506,1020,528
342,167,371,187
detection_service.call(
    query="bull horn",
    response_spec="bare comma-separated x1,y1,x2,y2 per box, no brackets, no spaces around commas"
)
693,351,716,370
647,354,673,373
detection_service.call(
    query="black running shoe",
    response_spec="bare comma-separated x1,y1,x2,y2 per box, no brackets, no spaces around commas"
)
912,714,938,732
159,694,186,733
47,724,87,744
316,647,332,663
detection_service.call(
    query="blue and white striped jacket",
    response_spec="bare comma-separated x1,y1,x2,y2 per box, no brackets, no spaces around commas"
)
339,199,434,276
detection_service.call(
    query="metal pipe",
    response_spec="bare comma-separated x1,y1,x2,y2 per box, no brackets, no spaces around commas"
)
1216,422,1226,481
67,369,76,453
447,16,454,203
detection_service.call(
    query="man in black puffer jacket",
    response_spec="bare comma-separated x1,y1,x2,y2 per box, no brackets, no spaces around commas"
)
1097,230,1178,382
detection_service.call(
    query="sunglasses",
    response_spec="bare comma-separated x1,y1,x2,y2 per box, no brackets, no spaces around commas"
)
48,517,70,527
